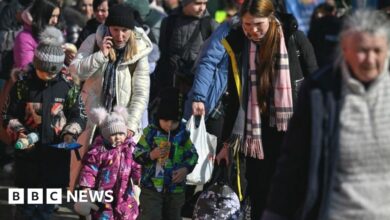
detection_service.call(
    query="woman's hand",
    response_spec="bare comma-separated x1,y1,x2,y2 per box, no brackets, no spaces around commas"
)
216,143,230,165
172,167,188,183
101,36,113,57
192,102,205,116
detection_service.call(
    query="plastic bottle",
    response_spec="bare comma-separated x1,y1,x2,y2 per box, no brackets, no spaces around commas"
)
15,132,39,150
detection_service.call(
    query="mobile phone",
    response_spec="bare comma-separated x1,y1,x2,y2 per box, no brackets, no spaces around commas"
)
106,28,111,37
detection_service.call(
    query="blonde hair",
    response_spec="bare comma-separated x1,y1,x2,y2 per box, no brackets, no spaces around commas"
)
240,0,280,112
108,30,138,62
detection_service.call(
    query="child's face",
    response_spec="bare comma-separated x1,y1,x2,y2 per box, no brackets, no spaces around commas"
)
159,119,179,133
36,69,57,81
109,133,126,145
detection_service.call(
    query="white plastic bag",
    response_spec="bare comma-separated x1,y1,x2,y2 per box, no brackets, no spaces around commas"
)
186,115,217,185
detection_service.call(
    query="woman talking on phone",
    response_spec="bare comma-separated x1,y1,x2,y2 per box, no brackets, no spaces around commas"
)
69,3,152,190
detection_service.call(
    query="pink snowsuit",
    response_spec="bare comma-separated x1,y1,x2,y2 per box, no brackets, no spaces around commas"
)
79,136,141,220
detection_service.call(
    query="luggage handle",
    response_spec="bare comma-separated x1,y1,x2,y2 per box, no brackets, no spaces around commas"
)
209,160,231,186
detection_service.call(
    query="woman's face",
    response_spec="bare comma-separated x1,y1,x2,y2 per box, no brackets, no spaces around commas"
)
95,0,109,24
241,13,270,42
49,7,60,26
80,0,94,19
108,26,132,49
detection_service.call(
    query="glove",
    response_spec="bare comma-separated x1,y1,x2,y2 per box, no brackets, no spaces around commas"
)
73,201,99,216
133,185,141,205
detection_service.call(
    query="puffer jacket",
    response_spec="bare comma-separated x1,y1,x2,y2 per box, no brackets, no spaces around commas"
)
79,136,141,220
69,24,153,144
12,24,37,69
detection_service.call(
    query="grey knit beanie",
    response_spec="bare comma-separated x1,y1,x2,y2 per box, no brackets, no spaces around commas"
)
90,106,129,141
33,27,65,75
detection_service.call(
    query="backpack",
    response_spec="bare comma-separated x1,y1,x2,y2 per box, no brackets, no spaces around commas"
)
193,164,241,220
156,14,213,91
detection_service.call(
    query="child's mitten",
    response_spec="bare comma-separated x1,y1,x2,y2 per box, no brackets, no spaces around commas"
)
74,201,99,216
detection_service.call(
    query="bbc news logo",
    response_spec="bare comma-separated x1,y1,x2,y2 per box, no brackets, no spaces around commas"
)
8,188,114,204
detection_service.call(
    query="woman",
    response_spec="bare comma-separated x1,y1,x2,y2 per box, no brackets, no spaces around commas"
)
69,3,152,191
189,0,317,219
13,0,60,69
75,0,109,48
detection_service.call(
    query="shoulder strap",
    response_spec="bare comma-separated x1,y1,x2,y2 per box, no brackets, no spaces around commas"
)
180,20,202,56
221,38,241,105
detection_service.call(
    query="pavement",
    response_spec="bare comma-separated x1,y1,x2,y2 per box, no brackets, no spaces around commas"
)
0,165,79,220
0,164,193,220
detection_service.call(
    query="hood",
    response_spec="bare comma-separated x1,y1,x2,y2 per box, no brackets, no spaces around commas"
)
95,24,153,65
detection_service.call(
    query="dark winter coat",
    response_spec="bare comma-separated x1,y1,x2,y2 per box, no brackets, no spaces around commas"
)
155,7,218,89
3,68,87,187
263,65,342,220
75,18,101,48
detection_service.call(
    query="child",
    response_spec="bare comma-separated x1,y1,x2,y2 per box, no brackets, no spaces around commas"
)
134,87,198,220
2,26,86,219
75,105,141,220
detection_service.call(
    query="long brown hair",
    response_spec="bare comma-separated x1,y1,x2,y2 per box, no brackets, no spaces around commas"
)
240,0,281,112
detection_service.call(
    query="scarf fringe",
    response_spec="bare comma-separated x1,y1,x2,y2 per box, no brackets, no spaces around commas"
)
228,134,264,160
269,112,293,131
228,134,243,156
244,138,264,159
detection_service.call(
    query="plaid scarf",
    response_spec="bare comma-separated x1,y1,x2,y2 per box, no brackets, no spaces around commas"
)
102,48,125,112
243,28,293,159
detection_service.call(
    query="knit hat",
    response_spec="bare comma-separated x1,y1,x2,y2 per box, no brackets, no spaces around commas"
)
156,87,184,121
124,0,151,21
90,106,129,141
105,3,136,29
33,27,65,75
181,0,195,6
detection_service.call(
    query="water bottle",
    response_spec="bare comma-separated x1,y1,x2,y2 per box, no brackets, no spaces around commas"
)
15,132,39,150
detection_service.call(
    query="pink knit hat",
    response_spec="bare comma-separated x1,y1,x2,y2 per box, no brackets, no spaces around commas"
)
89,106,128,140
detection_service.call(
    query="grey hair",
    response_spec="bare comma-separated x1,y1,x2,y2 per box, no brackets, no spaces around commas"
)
335,9,390,65
340,9,390,44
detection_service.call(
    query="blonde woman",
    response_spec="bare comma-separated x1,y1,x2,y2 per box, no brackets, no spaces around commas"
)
69,3,152,191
